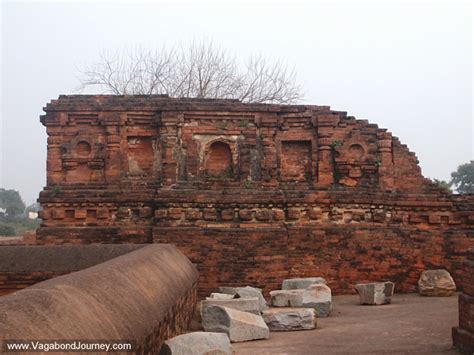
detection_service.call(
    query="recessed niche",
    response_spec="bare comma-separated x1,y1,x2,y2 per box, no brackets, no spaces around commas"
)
128,137,154,175
76,141,91,156
66,162,91,183
280,141,311,181
203,141,233,177
349,144,365,159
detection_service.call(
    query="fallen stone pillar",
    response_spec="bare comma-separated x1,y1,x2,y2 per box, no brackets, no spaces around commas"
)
0,244,198,354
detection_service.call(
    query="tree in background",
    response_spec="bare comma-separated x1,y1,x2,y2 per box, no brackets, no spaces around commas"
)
429,178,452,193
25,202,41,214
450,161,474,194
0,189,40,236
78,41,303,104
0,188,25,218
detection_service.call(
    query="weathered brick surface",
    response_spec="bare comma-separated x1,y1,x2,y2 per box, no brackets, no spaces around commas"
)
37,95,474,296
138,286,197,354
453,248,474,354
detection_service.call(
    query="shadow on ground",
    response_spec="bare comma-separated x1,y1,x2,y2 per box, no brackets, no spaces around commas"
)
233,293,459,355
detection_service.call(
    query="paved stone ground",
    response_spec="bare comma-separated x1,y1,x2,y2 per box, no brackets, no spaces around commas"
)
233,293,459,355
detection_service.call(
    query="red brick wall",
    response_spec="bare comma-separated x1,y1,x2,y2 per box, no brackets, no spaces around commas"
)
36,96,474,297
153,216,471,296
36,190,473,297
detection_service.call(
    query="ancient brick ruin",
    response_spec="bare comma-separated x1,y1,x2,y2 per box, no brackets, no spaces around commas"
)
37,95,474,295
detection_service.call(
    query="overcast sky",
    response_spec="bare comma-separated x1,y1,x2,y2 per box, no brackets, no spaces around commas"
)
1,1,472,204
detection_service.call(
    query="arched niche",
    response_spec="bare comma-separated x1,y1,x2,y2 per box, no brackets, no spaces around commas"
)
203,141,233,177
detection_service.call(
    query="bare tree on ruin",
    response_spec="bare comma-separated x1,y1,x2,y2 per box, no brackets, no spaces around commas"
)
77,41,303,104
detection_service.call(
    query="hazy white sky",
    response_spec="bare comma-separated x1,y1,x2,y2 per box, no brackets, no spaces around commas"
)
1,1,472,204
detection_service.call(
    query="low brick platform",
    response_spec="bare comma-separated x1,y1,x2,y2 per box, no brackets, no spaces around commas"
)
0,244,146,296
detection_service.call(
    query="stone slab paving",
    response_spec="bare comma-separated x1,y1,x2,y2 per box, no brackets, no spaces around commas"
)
233,293,459,354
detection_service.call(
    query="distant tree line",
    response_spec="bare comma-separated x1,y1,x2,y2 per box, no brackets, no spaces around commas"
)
0,188,25,217
430,161,474,194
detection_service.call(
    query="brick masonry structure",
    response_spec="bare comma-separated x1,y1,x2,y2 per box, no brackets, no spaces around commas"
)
37,95,474,296
453,248,474,353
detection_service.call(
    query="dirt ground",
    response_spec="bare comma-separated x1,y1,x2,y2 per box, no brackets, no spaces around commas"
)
233,293,460,355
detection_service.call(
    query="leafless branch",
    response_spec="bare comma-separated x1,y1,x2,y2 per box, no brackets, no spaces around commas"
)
77,41,303,104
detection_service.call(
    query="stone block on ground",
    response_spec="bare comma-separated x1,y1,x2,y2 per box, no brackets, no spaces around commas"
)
355,282,395,305
219,286,268,311
270,289,305,307
201,305,270,342
282,277,327,290
160,331,232,355
201,297,260,315
270,285,331,316
262,308,316,331
208,293,236,300
418,269,456,296
301,284,332,317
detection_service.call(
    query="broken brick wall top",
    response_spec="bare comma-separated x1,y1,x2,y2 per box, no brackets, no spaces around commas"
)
41,95,440,192
37,95,473,295
40,95,436,192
